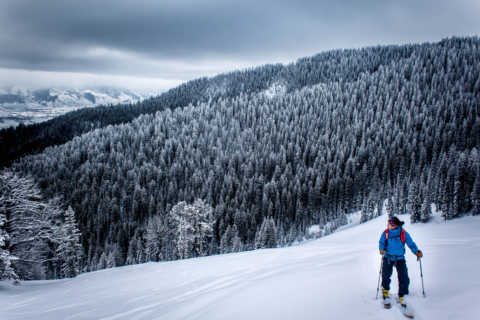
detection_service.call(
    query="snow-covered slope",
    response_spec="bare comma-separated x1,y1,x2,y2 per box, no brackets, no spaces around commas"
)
0,87,147,129
1,213,479,320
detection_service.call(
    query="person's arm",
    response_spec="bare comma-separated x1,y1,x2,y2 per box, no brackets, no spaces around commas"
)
405,231,422,257
379,231,386,254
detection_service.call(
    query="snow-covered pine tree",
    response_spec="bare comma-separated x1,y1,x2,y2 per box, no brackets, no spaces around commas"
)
231,224,244,253
0,209,18,281
169,199,214,259
360,197,369,223
97,252,107,270
125,238,138,265
0,170,65,280
472,167,480,216
360,192,377,223
145,215,164,262
420,195,432,222
191,199,214,257
135,236,145,264
385,196,394,218
106,250,116,269
56,206,83,278
256,217,277,249
408,181,422,223
220,225,234,253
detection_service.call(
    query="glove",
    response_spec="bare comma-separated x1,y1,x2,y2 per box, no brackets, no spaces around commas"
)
380,249,386,256
415,250,423,260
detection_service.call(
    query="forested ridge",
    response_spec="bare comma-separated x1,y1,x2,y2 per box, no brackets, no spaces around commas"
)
1,39,431,169
2,37,480,278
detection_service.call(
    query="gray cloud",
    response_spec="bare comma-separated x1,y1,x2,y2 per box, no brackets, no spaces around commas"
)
1,0,479,89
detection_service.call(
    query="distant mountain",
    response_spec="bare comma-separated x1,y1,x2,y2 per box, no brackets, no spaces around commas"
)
0,87,146,129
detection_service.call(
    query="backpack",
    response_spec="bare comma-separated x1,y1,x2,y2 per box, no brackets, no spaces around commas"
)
385,228,406,247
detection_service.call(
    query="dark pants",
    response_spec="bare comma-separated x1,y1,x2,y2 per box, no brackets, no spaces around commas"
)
382,256,410,297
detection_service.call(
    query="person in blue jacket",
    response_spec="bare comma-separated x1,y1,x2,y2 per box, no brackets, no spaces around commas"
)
379,216,423,305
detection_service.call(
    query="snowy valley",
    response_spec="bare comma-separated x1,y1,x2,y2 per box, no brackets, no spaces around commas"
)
1,212,479,320
0,87,147,129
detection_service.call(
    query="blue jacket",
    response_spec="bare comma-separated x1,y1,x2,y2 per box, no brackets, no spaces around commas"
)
379,227,419,260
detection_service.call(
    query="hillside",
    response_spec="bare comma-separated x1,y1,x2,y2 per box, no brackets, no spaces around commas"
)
1,213,479,320
2,37,473,169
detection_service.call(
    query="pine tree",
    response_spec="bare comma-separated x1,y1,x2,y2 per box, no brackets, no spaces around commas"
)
453,178,461,218
106,249,116,269
360,197,369,223
256,217,277,249
97,252,107,270
472,167,480,216
385,196,394,218
220,225,233,253
125,238,138,265
420,196,432,222
408,181,422,223
232,225,244,253
56,207,83,278
169,199,214,259
0,211,18,281
145,215,163,262
0,171,64,280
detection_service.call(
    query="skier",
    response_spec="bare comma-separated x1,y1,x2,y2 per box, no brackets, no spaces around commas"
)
379,216,423,308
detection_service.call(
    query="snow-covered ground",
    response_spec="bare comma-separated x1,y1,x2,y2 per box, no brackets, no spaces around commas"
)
1,213,479,320
0,87,147,129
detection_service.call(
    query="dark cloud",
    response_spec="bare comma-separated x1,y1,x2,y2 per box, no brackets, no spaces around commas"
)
0,0,479,85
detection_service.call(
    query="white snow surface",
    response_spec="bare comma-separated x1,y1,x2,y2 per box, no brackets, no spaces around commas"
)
1,213,479,320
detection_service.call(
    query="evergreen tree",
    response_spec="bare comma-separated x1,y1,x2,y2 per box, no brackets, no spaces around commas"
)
220,225,234,254
420,196,432,222
256,217,277,249
385,197,394,217
0,171,66,280
56,207,83,278
0,210,18,281
472,167,480,216
408,181,422,223
145,215,164,262
169,199,214,259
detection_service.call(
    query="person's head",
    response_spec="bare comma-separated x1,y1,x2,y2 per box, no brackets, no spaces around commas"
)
388,216,404,229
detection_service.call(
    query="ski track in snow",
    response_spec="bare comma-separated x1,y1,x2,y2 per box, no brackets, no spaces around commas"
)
1,213,479,320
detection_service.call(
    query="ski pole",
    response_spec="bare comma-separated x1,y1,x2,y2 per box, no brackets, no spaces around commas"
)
376,257,384,299
418,258,426,297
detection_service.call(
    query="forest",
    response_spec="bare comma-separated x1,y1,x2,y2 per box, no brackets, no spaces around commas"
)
0,38,428,169
1,37,479,280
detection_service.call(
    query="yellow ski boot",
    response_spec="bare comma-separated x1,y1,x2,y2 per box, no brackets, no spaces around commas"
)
383,289,391,309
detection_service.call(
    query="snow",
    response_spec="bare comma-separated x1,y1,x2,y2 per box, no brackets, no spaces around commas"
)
308,211,362,237
262,83,286,99
0,87,146,129
1,213,480,320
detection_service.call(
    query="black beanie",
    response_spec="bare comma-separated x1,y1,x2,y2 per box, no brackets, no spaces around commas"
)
390,216,404,227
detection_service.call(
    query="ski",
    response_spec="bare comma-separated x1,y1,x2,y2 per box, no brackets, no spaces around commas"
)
380,296,415,318
396,298,415,319
382,296,392,309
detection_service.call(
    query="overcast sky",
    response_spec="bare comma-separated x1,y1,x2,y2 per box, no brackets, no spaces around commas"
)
1,0,479,93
